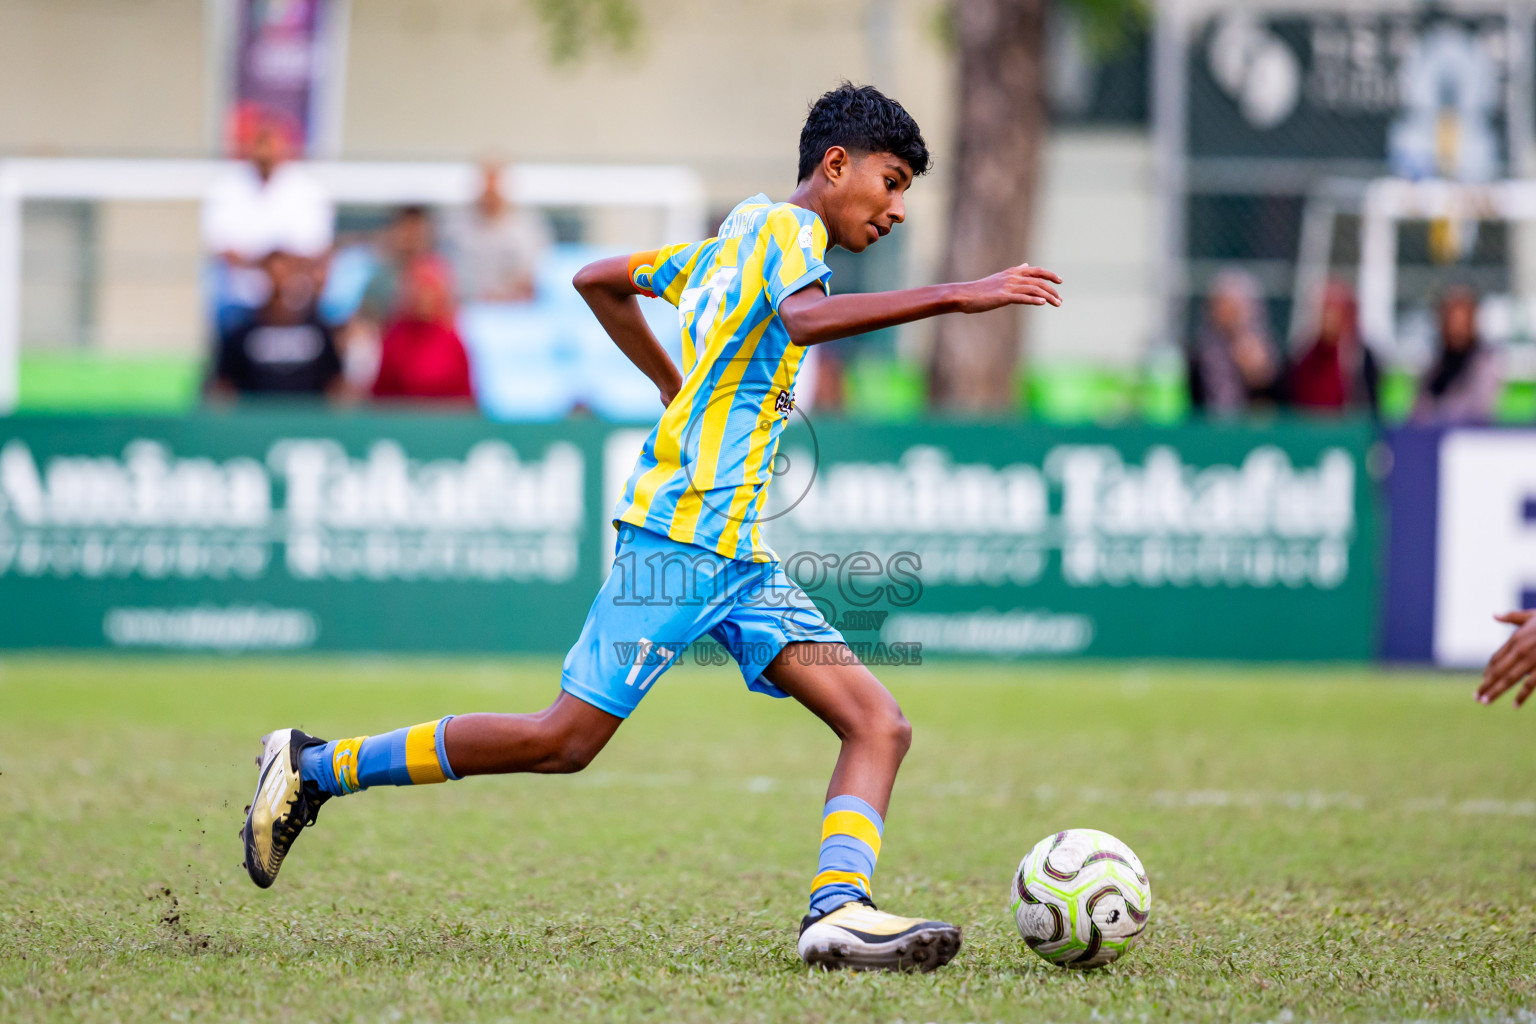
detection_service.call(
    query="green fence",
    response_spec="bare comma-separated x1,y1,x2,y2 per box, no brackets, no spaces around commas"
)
0,413,1377,659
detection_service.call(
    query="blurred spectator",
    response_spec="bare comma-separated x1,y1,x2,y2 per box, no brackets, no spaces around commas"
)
358,205,437,324
372,257,476,405
1412,286,1503,424
202,105,333,326
1290,281,1379,416
1188,270,1285,415
342,205,438,389
444,162,552,303
211,251,341,398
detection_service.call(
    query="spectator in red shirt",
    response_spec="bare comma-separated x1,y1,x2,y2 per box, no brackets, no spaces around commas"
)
371,257,476,405
1290,281,1378,415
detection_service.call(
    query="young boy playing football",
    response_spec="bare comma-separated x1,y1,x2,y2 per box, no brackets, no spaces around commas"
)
241,83,1062,972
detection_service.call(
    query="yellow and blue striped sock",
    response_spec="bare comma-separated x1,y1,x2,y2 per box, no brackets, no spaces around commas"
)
808,794,883,916
300,717,460,797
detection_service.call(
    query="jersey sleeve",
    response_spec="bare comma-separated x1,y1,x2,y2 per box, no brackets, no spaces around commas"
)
761,205,833,313
629,240,711,307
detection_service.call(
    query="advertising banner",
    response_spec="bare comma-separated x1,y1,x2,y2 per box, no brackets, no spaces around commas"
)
1384,426,1536,667
1191,9,1512,173
228,0,344,155
0,415,1379,659
0,414,604,652
765,420,1378,661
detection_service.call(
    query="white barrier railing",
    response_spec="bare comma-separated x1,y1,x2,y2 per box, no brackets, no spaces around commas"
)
0,158,707,412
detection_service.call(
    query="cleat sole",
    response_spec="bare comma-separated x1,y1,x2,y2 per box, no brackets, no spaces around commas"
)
802,925,961,973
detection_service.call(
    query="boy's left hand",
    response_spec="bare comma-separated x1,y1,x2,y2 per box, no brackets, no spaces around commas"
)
1478,610,1536,707
953,263,1063,314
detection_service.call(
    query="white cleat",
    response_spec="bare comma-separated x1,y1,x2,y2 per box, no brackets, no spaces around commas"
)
797,899,961,972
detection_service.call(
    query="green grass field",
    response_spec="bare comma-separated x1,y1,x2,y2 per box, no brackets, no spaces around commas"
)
3,658,1536,1022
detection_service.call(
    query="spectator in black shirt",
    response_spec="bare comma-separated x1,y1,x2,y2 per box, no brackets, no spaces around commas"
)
212,251,342,399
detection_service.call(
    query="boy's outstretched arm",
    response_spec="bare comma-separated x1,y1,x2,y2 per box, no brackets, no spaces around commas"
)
574,254,684,406
778,263,1063,347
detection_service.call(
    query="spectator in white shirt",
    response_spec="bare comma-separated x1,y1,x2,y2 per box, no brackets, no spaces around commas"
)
202,105,334,321
443,161,552,303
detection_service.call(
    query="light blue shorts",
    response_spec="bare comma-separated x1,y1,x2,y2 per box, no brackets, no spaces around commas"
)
560,525,845,719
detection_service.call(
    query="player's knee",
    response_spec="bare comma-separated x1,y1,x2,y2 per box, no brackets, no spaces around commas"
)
526,716,605,774
888,709,913,757
545,747,594,774
534,735,595,773
543,728,605,774
854,703,911,757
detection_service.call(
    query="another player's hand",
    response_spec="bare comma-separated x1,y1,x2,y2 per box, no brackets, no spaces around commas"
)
1477,610,1536,707
955,264,1062,314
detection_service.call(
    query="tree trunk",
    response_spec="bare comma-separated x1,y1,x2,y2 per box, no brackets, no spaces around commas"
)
929,0,1048,414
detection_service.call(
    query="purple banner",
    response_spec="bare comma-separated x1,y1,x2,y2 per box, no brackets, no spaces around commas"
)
1380,427,1442,662
230,0,329,154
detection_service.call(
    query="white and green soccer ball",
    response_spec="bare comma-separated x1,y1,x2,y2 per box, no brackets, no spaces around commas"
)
1010,828,1151,969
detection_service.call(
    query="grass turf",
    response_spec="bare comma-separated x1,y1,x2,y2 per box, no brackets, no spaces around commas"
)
2,658,1535,1022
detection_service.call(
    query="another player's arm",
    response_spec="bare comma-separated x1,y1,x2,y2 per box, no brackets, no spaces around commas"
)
1477,610,1536,707
777,263,1063,347
573,253,683,406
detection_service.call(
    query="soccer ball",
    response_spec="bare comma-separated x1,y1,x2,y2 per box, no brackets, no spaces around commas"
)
1010,829,1151,969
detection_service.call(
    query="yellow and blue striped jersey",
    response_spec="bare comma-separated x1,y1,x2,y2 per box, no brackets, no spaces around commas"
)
614,193,833,562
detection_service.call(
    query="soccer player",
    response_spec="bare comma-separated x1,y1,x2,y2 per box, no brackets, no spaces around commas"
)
240,83,1062,972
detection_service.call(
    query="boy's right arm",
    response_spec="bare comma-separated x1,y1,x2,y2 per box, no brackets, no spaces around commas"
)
573,254,684,407
777,263,1062,348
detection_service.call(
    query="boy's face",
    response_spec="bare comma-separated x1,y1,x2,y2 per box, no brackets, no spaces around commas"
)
823,149,912,253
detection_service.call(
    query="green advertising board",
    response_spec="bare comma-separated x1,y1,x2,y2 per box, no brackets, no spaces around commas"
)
765,419,1378,661
0,413,607,652
0,414,1377,659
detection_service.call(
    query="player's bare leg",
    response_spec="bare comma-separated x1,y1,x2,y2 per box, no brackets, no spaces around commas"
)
765,644,910,815
443,694,623,775
765,643,961,972
241,693,621,888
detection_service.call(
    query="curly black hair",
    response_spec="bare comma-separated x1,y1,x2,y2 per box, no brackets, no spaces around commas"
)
797,83,930,184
